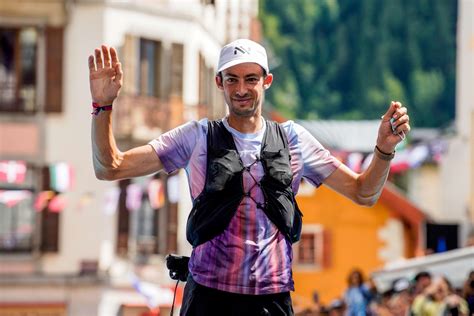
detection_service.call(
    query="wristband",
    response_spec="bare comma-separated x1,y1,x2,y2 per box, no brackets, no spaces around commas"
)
91,102,113,115
374,145,395,161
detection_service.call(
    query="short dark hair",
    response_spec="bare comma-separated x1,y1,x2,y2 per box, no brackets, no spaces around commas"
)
216,66,268,81
414,271,432,282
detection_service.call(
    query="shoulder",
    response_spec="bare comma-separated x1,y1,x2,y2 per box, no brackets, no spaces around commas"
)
280,120,310,135
278,120,313,144
168,118,208,137
151,119,208,147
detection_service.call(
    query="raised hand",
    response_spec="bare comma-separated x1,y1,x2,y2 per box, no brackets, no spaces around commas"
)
88,45,123,106
377,101,410,153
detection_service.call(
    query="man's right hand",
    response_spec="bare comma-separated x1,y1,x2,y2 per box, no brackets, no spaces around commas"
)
88,45,123,106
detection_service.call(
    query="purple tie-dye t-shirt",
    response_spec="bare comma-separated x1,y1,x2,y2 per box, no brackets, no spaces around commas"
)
149,118,340,295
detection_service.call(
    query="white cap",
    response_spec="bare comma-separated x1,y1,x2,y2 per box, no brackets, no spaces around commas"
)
216,39,269,74
393,278,410,292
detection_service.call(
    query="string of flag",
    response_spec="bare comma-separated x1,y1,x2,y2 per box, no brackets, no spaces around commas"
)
0,165,180,215
335,140,446,174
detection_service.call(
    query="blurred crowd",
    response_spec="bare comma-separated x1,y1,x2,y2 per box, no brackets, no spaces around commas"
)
296,269,474,316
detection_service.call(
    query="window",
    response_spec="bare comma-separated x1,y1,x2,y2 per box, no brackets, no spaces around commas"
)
298,233,317,264
139,38,161,97
0,25,63,113
293,225,330,269
0,27,38,112
116,173,179,260
0,190,35,252
0,163,62,253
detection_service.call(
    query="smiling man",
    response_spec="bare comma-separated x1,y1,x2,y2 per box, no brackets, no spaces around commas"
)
89,39,410,315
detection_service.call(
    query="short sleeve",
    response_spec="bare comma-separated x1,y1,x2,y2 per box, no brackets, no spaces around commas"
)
288,122,341,187
148,119,207,174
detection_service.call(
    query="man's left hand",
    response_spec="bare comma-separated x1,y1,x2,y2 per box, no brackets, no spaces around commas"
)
377,101,410,153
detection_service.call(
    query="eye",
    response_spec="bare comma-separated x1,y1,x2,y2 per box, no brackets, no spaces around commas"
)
226,78,237,84
247,77,259,83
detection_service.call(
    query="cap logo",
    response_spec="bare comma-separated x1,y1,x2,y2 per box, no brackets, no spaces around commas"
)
234,46,249,55
217,39,269,74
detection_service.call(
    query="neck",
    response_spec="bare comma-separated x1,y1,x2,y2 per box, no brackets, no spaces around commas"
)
227,114,263,134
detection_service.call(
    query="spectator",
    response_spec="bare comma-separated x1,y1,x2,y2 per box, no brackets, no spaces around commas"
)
343,269,374,316
328,298,345,316
411,276,469,316
388,278,411,316
367,289,392,316
462,270,474,316
413,271,432,297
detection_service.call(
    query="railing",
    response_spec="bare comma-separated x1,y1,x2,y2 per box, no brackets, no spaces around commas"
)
113,94,184,140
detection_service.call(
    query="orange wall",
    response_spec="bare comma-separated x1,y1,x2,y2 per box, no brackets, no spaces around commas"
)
292,184,392,306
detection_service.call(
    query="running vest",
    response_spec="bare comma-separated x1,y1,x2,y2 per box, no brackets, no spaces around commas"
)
186,119,303,247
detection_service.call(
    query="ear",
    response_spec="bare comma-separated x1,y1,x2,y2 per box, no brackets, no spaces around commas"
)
215,74,224,90
263,73,273,90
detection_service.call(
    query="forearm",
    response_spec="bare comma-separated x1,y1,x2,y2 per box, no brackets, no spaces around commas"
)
355,147,392,205
91,110,124,180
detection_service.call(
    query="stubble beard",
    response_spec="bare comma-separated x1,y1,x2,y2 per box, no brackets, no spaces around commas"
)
228,95,261,118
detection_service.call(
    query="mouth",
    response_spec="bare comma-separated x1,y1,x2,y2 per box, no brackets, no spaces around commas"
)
232,98,252,106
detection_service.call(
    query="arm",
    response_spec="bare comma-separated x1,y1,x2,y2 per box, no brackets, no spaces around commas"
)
89,45,163,180
323,101,410,206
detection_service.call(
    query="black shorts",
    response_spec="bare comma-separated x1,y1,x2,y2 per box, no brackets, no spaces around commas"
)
180,276,294,316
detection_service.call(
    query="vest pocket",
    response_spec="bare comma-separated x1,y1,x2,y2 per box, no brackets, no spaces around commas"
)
186,190,243,247
261,149,293,186
206,148,242,192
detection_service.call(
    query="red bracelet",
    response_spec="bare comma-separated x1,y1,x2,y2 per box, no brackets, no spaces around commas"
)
91,102,113,115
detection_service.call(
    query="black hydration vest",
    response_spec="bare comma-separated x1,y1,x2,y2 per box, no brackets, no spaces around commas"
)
186,119,303,247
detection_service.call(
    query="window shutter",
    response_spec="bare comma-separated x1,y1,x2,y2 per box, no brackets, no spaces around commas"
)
117,179,131,256
44,26,63,113
170,43,183,98
122,34,138,95
40,166,59,252
322,228,332,268
167,202,178,253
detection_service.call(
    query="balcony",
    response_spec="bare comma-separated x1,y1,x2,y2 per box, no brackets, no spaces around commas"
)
113,94,184,142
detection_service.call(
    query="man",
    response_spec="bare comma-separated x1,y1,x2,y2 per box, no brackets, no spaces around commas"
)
89,39,410,315
413,271,432,297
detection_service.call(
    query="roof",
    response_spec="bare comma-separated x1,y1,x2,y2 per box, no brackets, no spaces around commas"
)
297,120,380,152
380,182,427,227
372,246,474,291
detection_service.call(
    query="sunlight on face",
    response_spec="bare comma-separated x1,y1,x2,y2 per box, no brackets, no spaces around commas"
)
217,62,272,118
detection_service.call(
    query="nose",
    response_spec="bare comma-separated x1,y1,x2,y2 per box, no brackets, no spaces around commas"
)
235,80,247,96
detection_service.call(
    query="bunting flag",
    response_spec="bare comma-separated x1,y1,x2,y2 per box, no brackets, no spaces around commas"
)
130,274,174,309
49,162,74,193
408,145,430,168
48,194,67,213
361,153,374,171
76,192,94,211
34,191,55,212
346,152,364,172
126,183,142,212
148,179,165,209
167,175,180,204
0,190,32,207
390,149,411,174
0,160,27,184
104,187,120,215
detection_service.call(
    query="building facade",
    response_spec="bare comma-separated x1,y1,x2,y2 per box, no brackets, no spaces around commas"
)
0,0,259,315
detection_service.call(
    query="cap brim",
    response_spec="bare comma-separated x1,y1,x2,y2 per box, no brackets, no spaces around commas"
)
217,57,268,74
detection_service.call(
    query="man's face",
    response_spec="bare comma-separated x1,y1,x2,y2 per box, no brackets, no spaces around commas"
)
216,62,272,118
416,276,431,293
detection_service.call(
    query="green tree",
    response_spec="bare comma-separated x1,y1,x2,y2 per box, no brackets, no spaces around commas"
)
259,0,457,127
